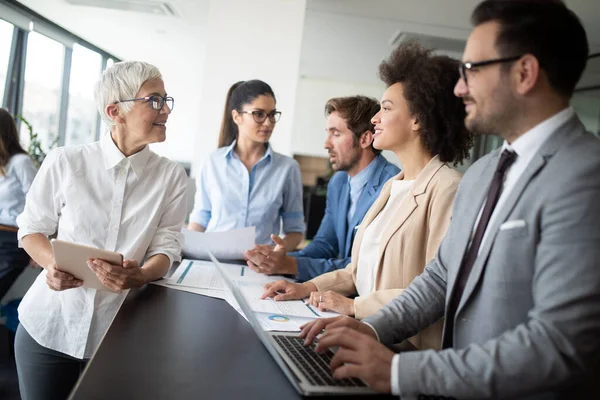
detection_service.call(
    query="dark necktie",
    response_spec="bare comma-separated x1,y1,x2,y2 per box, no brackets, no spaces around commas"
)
443,149,517,349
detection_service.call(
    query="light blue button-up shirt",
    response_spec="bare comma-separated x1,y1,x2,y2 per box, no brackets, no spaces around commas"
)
0,153,37,227
190,141,305,245
347,156,379,226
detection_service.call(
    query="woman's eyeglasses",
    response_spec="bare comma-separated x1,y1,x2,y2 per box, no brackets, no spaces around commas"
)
238,110,281,123
113,95,174,111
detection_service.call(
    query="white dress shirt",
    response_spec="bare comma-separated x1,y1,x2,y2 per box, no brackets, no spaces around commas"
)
389,106,575,396
0,153,37,227
355,179,413,296
16,133,188,359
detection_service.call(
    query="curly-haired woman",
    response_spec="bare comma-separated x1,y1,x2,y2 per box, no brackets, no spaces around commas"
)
261,41,474,350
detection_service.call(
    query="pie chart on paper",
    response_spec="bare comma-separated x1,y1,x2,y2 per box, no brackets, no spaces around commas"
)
268,315,290,323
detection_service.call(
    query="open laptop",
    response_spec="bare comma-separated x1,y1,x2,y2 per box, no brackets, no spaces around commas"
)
208,252,377,396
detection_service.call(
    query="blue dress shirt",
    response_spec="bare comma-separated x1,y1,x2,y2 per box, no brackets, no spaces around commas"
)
0,153,37,227
347,157,378,226
290,155,400,281
190,141,305,245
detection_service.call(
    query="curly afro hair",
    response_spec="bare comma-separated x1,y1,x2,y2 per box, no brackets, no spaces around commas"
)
378,41,473,165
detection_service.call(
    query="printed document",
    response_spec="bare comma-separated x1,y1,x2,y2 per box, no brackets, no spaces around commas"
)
182,227,255,260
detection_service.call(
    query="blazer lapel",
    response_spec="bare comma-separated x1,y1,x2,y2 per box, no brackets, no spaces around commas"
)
344,161,385,254
373,157,445,284
456,116,585,314
337,180,351,254
348,171,399,281
445,152,499,298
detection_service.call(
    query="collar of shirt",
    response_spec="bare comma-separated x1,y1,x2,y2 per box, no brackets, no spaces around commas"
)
501,106,575,160
223,140,273,166
348,154,380,200
101,133,150,179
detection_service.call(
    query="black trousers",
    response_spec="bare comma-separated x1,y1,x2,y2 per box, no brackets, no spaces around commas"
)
0,230,29,300
15,325,88,400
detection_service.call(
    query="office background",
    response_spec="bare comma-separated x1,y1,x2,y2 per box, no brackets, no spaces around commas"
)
0,0,599,308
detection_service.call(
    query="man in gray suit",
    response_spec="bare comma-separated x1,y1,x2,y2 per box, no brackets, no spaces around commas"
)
299,1,600,399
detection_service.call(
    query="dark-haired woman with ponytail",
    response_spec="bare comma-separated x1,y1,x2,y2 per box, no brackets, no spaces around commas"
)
188,80,304,251
0,109,37,299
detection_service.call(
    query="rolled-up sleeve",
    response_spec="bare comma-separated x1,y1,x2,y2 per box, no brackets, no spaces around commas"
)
280,161,305,234
188,161,212,227
146,165,188,266
16,149,64,243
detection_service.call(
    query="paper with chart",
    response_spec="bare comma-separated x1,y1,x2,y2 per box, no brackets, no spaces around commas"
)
182,227,255,260
231,305,315,332
225,281,327,319
169,259,227,290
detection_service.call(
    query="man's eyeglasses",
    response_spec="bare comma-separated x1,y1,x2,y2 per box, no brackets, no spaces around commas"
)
113,95,174,111
459,55,523,85
239,110,281,123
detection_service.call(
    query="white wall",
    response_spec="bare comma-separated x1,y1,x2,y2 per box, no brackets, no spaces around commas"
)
190,0,307,176
292,76,384,157
290,8,472,164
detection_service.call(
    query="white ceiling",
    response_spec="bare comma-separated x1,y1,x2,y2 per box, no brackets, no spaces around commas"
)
14,0,600,89
301,0,600,87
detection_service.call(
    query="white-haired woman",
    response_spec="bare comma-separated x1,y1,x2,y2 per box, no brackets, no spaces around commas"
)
14,61,188,400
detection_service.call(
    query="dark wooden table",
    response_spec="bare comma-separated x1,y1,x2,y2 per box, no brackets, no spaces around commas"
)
68,284,392,400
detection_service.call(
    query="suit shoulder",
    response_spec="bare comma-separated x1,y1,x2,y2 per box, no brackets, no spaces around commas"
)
429,164,462,193
328,171,348,188
381,160,401,178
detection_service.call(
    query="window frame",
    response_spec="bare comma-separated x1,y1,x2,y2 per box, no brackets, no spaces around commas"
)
0,0,120,146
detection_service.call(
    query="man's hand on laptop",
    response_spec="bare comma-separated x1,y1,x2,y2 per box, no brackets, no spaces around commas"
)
298,316,377,346
260,280,316,301
314,325,393,393
244,235,298,276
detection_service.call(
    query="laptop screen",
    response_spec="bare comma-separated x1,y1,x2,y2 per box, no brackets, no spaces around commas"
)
208,251,303,393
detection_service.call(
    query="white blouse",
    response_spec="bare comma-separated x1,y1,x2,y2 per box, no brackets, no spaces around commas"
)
355,179,413,296
16,134,188,359
0,153,37,227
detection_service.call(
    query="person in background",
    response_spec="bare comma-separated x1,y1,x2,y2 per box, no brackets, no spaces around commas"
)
0,109,37,300
244,96,399,281
188,80,304,250
262,42,473,351
15,61,188,400
300,1,600,398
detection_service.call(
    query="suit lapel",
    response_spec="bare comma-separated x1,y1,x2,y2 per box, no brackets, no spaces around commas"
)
372,156,445,284
455,116,585,315
445,152,499,297
344,163,385,254
337,180,351,254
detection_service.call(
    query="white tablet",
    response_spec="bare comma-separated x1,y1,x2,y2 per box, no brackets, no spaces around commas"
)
50,239,123,291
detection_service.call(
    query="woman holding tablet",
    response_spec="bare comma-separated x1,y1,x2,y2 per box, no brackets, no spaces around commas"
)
15,61,188,400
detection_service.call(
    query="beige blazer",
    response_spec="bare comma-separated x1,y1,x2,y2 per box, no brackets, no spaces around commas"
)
310,156,461,349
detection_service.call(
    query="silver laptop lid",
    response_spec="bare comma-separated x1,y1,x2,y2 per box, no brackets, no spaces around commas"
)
208,251,304,393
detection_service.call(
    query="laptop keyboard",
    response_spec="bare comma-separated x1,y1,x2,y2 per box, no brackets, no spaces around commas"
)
273,335,366,388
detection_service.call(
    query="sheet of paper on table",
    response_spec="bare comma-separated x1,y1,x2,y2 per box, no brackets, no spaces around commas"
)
182,227,255,260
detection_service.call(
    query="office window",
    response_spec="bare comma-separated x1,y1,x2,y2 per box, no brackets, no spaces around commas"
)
0,19,14,104
65,43,102,145
20,31,64,151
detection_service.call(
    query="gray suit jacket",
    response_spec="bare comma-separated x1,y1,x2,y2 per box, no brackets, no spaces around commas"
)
364,116,600,400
